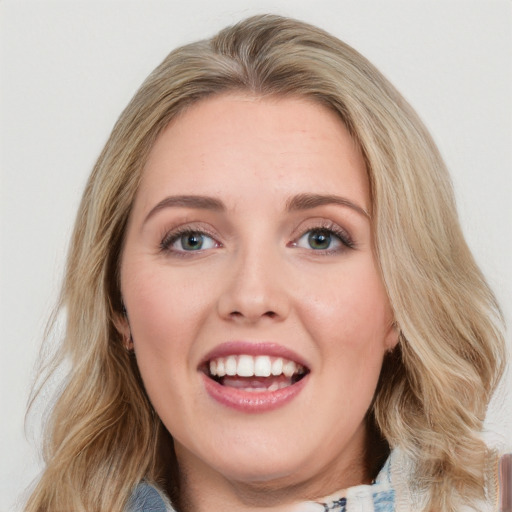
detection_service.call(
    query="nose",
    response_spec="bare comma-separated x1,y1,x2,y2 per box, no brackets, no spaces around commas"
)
216,245,290,323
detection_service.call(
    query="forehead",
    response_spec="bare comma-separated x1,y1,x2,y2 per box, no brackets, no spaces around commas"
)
136,93,369,212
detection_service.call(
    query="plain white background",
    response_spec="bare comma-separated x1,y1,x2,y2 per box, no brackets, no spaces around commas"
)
1,1,511,510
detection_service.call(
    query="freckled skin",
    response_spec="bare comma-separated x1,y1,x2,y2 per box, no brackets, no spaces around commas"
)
119,94,398,511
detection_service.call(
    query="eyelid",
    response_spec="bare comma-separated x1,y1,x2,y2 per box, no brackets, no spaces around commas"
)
159,223,222,254
291,219,355,251
158,218,355,256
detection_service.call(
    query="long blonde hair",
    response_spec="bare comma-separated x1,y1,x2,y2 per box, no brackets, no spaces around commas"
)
26,14,506,512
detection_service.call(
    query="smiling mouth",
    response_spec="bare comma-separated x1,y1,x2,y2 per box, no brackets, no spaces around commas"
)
203,355,309,392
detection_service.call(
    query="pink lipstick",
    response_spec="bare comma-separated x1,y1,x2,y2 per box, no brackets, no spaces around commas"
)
200,341,310,412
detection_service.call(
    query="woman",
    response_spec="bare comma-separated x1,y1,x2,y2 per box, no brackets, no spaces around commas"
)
25,14,507,512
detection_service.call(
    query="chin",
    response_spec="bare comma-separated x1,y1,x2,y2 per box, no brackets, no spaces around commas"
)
226,447,307,481
175,429,312,483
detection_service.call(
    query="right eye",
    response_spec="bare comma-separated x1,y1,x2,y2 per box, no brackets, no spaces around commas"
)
161,230,219,253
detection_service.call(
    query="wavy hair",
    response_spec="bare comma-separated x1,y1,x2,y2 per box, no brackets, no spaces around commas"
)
26,14,506,512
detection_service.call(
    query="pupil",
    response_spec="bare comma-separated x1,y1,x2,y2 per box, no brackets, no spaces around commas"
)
308,230,331,250
182,233,203,250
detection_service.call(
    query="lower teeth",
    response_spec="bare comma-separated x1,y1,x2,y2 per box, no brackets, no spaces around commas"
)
233,382,290,392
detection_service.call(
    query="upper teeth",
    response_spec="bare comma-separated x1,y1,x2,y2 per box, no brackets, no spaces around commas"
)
209,355,305,378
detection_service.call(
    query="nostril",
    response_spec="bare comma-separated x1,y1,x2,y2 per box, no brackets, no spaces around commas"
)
228,310,277,319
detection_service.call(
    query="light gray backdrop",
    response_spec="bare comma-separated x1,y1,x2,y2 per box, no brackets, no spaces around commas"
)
1,1,511,511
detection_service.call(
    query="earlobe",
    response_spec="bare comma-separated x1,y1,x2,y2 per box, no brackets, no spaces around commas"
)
384,320,400,351
113,307,133,351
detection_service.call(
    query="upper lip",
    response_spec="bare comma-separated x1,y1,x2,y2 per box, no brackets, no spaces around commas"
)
200,341,310,370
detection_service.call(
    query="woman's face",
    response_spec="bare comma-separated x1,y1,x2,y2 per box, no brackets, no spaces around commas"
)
120,94,397,496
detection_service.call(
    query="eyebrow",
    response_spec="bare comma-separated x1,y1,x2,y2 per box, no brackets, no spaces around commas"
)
144,195,225,224
286,193,370,219
143,192,370,224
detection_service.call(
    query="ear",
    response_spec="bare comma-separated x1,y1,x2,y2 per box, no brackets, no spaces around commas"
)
113,307,133,351
384,320,400,351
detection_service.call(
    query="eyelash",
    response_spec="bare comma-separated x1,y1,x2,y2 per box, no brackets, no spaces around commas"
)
159,226,221,256
292,221,355,253
159,221,355,256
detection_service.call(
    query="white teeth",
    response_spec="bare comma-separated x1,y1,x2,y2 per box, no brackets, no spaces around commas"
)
254,355,271,377
225,356,237,376
208,354,305,379
282,360,296,378
268,382,289,391
237,355,254,377
271,357,283,376
216,359,225,377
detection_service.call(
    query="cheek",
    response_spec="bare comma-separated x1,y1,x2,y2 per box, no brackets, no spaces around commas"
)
297,259,392,357
121,263,218,428
122,262,214,368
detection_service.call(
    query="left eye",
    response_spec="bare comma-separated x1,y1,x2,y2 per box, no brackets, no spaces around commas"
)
295,229,343,251
170,231,217,252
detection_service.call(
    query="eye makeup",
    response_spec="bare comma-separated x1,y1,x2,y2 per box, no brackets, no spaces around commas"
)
158,217,356,259
159,223,222,257
289,218,356,254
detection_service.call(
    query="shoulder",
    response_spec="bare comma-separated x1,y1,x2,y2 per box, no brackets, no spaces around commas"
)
125,482,176,512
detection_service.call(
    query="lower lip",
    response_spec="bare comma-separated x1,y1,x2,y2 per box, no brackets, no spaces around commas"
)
202,373,308,413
